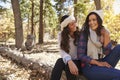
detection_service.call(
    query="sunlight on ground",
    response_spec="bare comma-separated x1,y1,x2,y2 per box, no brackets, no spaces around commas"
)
115,60,120,70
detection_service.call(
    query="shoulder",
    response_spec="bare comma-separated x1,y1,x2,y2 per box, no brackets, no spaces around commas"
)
101,27,110,36
58,31,61,35
58,31,62,37
57,31,61,40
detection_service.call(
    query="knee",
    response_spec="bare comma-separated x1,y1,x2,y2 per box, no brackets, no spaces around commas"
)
57,58,63,63
113,44,120,51
56,58,64,65
53,58,65,70
112,45,120,56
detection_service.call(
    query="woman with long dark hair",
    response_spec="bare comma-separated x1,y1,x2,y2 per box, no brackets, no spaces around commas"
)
50,15,82,80
77,10,120,80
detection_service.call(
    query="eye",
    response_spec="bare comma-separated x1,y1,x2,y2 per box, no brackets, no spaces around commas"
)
89,19,91,22
93,19,96,21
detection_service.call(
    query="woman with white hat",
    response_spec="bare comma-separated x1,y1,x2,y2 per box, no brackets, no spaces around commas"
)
77,10,120,80
50,15,82,80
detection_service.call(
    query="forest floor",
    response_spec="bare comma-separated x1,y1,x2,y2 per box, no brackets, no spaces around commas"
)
0,55,30,80
0,39,120,80
0,39,61,80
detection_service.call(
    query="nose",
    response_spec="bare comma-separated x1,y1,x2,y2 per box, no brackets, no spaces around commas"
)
74,22,77,27
89,20,94,26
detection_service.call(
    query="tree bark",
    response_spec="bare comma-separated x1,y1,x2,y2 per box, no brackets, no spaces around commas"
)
74,0,77,20
94,0,101,10
39,0,44,44
31,0,34,35
11,0,23,49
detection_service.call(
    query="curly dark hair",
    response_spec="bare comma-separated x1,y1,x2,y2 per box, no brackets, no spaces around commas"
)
60,15,80,53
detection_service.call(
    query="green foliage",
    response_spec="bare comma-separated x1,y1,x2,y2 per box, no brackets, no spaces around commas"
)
106,14,120,42
20,0,31,20
0,0,7,3
53,0,72,22
44,0,57,28
74,1,87,27
0,11,15,42
20,0,39,23
0,0,15,42
102,0,120,43
0,7,7,14
43,0,58,38
19,0,58,39
74,2,86,14
0,0,9,14
0,0,120,42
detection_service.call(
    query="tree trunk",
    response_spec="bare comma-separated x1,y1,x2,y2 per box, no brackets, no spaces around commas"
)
11,0,23,49
27,14,30,35
94,0,101,10
39,0,44,44
31,0,34,35
74,0,77,20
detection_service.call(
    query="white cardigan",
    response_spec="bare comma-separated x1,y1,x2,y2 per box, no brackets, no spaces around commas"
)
58,32,77,64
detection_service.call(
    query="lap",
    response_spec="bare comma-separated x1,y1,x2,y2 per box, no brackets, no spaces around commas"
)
82,65,120,80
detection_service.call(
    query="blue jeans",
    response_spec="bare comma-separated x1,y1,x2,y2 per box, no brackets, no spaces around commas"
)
82,45,120,80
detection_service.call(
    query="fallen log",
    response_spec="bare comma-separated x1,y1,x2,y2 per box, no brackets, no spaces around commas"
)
0,47,87,80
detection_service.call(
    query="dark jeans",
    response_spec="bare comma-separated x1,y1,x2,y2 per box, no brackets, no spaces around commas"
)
82,45,120,80
50,58,82,80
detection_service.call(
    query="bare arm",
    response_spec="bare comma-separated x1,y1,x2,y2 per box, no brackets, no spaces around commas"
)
101,28,111,47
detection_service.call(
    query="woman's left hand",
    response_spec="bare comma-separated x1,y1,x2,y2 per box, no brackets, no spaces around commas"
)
68,60,79,75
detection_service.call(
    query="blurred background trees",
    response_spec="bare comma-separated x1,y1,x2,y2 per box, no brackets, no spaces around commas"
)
0,0,120,49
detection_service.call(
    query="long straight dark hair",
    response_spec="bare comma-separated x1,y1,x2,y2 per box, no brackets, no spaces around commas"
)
81,12,104,41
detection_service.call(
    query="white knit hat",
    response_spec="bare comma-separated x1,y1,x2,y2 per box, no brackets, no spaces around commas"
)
60,15,75,31
91,9,103,20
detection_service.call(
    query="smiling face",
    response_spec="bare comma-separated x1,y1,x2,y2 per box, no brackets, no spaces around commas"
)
88,14,98,31
68,20,77,33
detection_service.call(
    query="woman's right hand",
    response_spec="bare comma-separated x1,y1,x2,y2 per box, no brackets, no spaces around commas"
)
68,60,78,75
90,59,112,68
97,61,112,68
